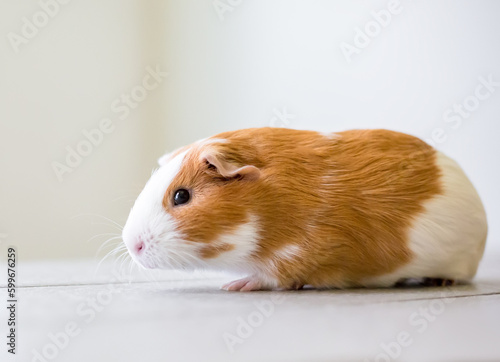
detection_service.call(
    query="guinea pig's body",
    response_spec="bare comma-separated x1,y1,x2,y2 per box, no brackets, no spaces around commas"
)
122,128,487,291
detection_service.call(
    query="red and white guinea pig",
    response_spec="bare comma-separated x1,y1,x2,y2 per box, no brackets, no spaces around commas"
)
122,128,488,291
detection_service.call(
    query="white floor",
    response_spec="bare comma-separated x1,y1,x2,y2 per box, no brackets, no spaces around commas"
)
1,252,500,362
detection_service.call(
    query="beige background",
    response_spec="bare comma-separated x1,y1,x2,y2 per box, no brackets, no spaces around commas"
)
1,0,499,261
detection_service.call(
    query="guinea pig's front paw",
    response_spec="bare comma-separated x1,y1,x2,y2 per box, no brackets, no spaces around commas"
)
221,277,268,292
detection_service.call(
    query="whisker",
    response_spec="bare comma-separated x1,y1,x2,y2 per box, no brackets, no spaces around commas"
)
96,237,124,256
91,222,123,232
175,248,201,267
128,258,136,282
95,243,127,276
168,249,190,269
110,195,138,203
119,252,131,275
86,232,121,244
71,213,124,231
116,249,130,267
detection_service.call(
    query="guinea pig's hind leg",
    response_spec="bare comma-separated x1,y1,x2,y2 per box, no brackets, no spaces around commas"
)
422,278,456,287
288,282,304,290
221,276,268,292
394,278,456,288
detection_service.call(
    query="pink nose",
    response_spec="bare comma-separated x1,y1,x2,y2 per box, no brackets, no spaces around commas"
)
135,240,145,255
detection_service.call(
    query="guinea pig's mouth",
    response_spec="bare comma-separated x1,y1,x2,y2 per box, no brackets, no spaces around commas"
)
126,248,158,270
122,231,195,271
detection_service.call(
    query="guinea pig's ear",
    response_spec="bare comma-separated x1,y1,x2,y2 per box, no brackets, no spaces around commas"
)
202,152,260,181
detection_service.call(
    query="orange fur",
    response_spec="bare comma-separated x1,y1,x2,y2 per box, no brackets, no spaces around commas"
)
199,242,235,259
163,128,441,288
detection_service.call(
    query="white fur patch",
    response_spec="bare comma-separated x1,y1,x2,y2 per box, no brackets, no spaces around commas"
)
123,150,188,268
362,151,488,287
256,244,303,288
194,214,261,271
321,132,341,140
193,214,280,289
157,146,186,166
275,244,302,262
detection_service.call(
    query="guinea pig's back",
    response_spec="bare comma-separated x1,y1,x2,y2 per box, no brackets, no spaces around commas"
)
309,129,487,287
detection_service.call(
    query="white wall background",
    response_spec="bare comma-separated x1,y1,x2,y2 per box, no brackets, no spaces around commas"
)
1,0,499,260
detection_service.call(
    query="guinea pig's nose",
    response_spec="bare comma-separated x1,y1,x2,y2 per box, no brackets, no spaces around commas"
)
135,239,145,255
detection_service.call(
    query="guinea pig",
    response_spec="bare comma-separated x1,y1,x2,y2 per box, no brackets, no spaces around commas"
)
122,128,488,291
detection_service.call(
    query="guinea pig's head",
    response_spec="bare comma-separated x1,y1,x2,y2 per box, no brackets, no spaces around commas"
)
122,137,263,271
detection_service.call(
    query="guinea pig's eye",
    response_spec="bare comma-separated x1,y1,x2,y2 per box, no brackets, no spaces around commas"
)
173,189,190,206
